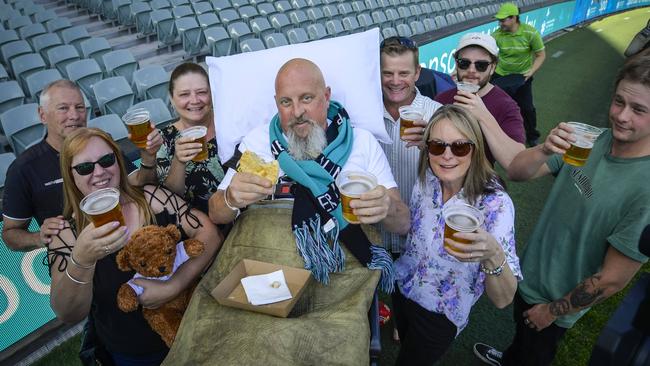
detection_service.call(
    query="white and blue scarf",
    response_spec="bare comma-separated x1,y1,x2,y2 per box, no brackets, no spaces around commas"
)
269,101,394,292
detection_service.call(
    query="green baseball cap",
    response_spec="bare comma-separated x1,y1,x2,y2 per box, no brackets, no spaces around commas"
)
495,3,519,19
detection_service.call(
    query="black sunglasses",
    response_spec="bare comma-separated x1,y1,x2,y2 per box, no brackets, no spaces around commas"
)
380,36,417,50
456,58,492,72
427,140,474,157
72,153,117,176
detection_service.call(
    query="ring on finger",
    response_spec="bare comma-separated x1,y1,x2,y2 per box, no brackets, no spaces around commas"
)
104,245,110,254
524,318,530,325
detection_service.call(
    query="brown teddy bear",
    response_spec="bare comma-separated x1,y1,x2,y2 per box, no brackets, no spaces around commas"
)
116,224,204,347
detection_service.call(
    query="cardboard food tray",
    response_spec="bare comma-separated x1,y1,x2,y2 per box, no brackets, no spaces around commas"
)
210,259,312,317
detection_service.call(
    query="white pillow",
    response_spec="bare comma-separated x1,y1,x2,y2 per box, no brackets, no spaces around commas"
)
207,28,390,163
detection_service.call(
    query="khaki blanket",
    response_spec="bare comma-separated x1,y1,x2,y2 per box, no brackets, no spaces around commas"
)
163,202,380,366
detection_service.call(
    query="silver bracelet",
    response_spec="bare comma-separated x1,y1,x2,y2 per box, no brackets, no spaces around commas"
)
65,267,90,285
223,187,241,218
480,257,507,276
70,254,96,269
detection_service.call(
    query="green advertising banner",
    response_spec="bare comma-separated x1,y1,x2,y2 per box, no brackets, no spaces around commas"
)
0,220,54,352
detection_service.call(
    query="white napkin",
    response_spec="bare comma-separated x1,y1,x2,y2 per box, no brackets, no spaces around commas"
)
240,270,292,306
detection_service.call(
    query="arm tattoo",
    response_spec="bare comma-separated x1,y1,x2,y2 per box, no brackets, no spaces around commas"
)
549,274,605,316
570,274,605,308
549,299,570,316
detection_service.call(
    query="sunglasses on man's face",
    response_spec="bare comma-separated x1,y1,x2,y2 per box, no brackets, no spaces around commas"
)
72,153,117,176
455,58,492,72
427,140,474,157
380,36,417,50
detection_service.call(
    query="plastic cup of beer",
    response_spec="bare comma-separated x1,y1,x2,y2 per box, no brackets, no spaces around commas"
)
456,81,480,94
562,122,602,167
180,126,208,162
80,188,125,230
122,108,153,149
442,203,483,254
398,106,424,138
336,171,377,224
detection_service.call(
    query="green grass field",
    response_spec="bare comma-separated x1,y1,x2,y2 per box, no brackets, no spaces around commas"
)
33,7,650,366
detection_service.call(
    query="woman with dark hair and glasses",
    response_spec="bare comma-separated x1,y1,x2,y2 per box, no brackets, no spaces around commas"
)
393,105,521,365
47,127,222,365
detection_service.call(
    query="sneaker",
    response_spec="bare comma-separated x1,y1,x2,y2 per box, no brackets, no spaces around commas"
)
473,342,503,366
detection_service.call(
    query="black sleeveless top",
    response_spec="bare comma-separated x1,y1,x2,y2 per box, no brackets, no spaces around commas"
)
92,209,184,355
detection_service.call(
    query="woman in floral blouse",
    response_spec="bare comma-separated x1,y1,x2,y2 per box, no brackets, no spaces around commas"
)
393,105,521,365
156,62,225,214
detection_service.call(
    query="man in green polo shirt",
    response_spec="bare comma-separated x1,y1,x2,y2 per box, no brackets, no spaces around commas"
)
492,3,546,147
473,49,650,366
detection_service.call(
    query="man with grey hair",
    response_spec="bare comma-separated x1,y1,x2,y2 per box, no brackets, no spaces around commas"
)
2,79,161,251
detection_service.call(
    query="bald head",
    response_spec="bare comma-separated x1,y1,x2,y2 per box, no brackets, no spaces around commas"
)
275,58,327,93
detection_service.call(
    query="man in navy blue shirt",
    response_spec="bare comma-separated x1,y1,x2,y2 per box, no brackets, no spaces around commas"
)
2,80,161,251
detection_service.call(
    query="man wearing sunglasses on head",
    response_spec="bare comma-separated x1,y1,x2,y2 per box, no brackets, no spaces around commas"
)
492,2,546,147
435,33,525,170
2,80,162,253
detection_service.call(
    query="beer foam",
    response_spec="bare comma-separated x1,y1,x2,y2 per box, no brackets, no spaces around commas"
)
181,127,207,139
124,115,149,125
83,195,117,213
341,181,372,195
446,213,479,231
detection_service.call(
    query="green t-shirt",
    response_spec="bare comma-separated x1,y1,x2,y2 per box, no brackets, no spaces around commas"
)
492,23,545,75
518,130,650,328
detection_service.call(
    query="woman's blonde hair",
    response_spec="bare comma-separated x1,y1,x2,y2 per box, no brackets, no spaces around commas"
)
417,104,502,204
60,127,154,230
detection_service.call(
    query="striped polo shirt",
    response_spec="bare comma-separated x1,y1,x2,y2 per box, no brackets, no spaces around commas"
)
380,88,442,253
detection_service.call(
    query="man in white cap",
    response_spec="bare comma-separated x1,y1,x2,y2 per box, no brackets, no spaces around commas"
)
492,2,545,147
435,32,525,169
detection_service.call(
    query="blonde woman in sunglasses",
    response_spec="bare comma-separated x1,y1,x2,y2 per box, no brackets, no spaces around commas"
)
46,127,222,365
392,105,521,365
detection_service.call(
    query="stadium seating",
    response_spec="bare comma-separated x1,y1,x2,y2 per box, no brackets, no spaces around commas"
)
66,59,103,109
0,103,45,156
0,80,26,117
103,49,138,84
132,65,169,103
11,53,46,92
24,68,62,102
80,37,112,71
204,26,233,56
93,76,135,117
46,44,80,78
88,114,129,142
32,33,62,61
0,152,16,187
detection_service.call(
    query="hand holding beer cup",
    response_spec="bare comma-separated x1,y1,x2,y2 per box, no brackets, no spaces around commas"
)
336,171,389,224
541,122,577,156
174,134,204,163
73,220,129,265
561,122,602,166
444,228,503,263
123,108,162,155
453,89,491,124
179,126,208,162
399,106,427,148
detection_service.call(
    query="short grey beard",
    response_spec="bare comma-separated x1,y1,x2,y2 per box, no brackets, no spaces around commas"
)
286,121,327,161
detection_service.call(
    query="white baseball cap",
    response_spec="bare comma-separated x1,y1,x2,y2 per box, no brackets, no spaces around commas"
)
455,32,499,58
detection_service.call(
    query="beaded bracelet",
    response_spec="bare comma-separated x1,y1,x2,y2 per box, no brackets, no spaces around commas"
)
480,257,507,276
65,267,90,285
70,253,96,269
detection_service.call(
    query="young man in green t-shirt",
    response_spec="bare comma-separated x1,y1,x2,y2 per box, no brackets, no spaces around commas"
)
474,49,650,366
491,3,546,147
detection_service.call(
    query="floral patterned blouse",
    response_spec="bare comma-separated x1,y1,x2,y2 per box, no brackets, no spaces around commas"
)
394,169,522,334
156,124,225,214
